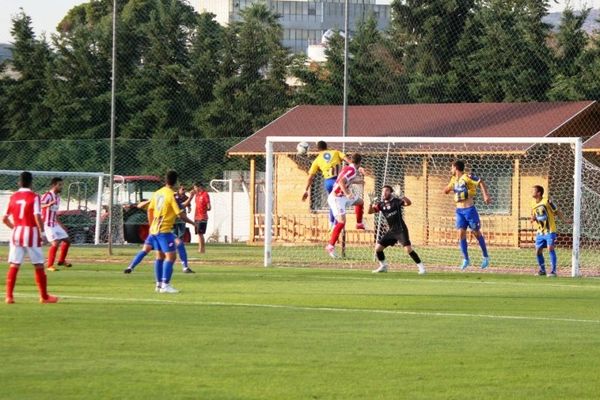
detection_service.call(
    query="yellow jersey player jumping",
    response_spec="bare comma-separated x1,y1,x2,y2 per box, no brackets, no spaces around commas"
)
147,170,194,293
302,141,352,229
531,185,570,277
443,160,492,270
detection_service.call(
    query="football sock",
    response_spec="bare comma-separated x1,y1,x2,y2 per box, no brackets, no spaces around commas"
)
355,204,364,224
48,244,58,266
329,222,345,246
409,250,422,264
6,266,18,299
459,239,469,260
154,259,164,284
477,235,489,258
537,254,546,272
376,251,385,261
34,267,48,300
58,241,70,264
328,209,336,227
129,251,147,270
162,260,174,284
177,242,188,268
549,249,557,273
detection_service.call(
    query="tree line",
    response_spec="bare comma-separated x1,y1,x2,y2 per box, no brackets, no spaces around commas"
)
1,0,600,143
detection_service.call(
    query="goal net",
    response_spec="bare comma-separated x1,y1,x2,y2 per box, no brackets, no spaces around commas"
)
264,136,592,277
0,170,124,245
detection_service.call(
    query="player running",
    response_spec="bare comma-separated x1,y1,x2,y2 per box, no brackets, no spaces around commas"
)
4,171,58,304
531,185,571,277
124,196,194,274
147,171,194,293
41,177,72,271
443,160,492,270
368,185,426,275
302,141,353,229
325,153,365,258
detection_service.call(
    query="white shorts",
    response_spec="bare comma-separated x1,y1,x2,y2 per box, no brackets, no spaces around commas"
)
45,225,69,242
328,193,359,217
9,244,45,265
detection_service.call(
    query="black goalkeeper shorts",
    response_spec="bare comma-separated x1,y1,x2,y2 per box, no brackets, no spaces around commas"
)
378,230,411,247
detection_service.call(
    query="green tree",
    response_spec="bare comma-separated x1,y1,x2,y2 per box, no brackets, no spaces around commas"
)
197,3,291,137
390,0,475,102
457,0,553,102
548,8,593,100
3,11,53,140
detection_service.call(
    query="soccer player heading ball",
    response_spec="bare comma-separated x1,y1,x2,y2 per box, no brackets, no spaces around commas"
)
530,185,571,277
368,185,425,275
325,153,365,258
443,160,492,270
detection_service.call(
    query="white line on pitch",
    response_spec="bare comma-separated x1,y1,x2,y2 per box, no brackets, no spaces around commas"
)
16,293,600,325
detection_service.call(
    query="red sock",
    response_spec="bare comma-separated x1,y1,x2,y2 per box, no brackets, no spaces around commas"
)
355,204,364,224
48,244,58,267
34,268,48,300
6,266,18,299
58,241,70,264
329,222,345,246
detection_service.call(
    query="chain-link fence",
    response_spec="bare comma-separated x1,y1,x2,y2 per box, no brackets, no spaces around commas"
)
1,0,600,265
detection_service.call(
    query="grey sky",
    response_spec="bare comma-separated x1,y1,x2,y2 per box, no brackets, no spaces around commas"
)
0,0,596,44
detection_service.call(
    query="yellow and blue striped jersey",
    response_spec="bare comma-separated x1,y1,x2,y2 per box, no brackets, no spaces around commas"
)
531,197,559,234
308,150,346,180
148,187,182,235
447,173,481,203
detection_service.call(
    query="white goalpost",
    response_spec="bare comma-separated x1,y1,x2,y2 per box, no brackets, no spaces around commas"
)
0,170,105,245
264,136,586,277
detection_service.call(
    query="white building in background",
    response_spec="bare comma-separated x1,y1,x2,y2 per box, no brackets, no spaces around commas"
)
196,0,391,53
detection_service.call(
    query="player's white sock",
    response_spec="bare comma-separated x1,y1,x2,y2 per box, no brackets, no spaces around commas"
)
417,263,426,275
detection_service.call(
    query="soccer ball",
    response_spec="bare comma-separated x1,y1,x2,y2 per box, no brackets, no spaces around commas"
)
296,141,309,155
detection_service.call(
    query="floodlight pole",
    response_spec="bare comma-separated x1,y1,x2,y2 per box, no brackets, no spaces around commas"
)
108,0,117,255
342,0,349,142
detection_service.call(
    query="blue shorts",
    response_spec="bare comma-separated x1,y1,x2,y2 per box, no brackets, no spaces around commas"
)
536,233,557,249
455,206,481,231
324,177,336,194
143,235,155,249
147,233,176,254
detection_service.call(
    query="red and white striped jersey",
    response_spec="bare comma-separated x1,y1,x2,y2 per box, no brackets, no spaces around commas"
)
332,164,359,197
5,188,42,247
41,191,60,227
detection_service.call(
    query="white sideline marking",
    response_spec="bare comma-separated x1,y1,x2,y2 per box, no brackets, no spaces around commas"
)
10,293,600,325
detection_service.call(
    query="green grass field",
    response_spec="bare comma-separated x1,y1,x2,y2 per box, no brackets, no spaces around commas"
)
2,245,600,399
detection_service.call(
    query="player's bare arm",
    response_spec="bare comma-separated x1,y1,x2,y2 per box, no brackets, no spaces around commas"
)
137,199,151,209
3,214,14,229
555,209,572,224
338,178,352,198
178,210,194,225
35,214,44,234
480,180,492,204
41,200,57,208
443,184,453,195
302,174,316,201
402,197,412,206
182,194,194,208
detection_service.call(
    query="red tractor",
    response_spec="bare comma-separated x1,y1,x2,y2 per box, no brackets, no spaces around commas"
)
57,175,191,244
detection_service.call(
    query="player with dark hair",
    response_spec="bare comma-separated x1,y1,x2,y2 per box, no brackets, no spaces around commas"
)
326,153,365,258
368,185,425,274
443,160,492,270
174,184,194,273
41,177,72,271
302,140,353,229
4,172,58,303
146,170,194,293
531,185,571,277
192,182,211,254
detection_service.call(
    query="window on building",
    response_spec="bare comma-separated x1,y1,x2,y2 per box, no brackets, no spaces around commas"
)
308,2,317,16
